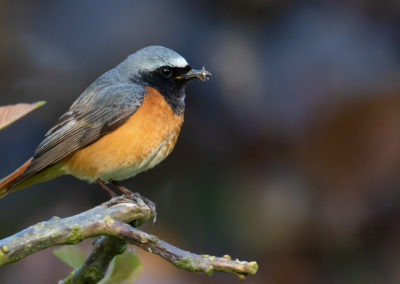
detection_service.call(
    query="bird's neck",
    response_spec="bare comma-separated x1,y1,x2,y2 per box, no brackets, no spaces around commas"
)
140,72,187,115
161,87,186,115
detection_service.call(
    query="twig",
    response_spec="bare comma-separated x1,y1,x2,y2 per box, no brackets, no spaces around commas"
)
106,220,258,278
0,194,258,280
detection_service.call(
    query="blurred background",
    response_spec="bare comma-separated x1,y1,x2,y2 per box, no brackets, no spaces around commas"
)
0,0,399,283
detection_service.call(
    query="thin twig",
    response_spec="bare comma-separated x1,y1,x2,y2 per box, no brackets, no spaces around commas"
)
108,220,258,278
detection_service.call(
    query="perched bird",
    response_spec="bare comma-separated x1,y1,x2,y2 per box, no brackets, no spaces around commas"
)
0,46,211,197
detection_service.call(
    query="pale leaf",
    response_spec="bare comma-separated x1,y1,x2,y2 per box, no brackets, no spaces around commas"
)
0,101,46,130
53,245,87,269
100,248,143,284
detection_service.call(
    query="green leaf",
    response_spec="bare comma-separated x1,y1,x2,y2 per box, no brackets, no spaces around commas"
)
53,245,87,269
100,247,143,284
0,101,46,130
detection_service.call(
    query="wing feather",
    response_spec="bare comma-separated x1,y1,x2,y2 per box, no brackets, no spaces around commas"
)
12,83,145,186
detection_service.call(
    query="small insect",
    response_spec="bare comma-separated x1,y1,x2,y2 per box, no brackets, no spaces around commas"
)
198,66,212,81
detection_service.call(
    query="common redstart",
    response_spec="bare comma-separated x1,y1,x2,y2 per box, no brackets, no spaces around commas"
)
0,46,211,197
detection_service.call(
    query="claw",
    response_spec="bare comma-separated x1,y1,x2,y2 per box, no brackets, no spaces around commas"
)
111,181,157,223
130,192,157,223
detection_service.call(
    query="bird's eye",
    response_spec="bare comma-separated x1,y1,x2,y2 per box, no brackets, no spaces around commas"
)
160,66,172,78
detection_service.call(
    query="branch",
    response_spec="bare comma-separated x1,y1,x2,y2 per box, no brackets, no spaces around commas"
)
59,236,127,284
0,194,258,280
0,195,151,266
105,220,258,278
59,195,156,283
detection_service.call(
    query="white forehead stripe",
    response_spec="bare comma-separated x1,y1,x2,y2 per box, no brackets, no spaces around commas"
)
122,46,190,73
137,56,188,71
170,56,188,67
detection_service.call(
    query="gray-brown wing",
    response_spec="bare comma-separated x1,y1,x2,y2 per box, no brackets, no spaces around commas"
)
12,83,145,186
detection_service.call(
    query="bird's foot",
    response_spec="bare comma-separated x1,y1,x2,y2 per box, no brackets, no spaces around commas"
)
111,181,157,223
130,192,157,225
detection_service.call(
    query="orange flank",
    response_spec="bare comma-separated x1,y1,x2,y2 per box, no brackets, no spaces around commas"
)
63,87,184,182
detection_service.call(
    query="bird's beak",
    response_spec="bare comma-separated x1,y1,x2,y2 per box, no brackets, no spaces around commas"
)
176,67,211,81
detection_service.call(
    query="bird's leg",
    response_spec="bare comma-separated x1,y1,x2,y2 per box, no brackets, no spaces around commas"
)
97,179,117,197
111,181,157,223
111,180,133,195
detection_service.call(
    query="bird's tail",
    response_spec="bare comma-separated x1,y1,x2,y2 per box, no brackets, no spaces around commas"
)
0,158,33,198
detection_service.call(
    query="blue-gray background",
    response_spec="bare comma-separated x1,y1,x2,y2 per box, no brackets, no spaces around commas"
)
0,0,400,283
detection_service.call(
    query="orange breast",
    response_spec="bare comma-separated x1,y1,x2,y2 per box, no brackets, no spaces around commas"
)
63,87,184,182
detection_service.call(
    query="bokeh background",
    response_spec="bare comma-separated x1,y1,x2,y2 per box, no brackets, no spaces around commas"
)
0,0,399,283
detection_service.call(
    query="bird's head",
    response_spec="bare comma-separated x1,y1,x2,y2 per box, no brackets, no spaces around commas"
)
123,45,210,84
119,45,211,114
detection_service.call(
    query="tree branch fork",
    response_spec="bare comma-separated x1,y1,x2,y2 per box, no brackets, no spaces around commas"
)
0,195,258,281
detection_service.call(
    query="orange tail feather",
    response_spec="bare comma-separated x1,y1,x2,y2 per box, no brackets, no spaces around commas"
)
0,158,32,197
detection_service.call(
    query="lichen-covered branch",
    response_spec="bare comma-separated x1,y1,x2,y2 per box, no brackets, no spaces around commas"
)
104,220,259,278
0,194,258,280
59,236,127,284
0,195,151,266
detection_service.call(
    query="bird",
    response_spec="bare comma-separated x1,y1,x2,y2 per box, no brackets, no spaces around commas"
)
0,45,211,198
